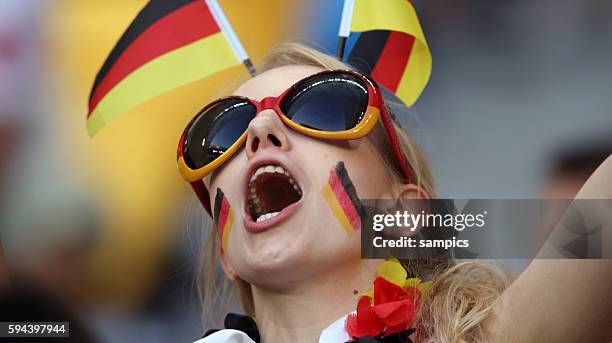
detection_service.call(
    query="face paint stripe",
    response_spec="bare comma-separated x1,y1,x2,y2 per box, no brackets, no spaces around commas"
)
213,188,225,227
334,162,366,219
221,208,234,252
328,169,361,231
322,183,355,234
217,196,231,249
214,188,233,252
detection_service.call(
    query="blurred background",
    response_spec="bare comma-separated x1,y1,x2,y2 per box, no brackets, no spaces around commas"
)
0,0,610,342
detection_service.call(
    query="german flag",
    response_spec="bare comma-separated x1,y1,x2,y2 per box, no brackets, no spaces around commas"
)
87,0,245,136
338,0,431,107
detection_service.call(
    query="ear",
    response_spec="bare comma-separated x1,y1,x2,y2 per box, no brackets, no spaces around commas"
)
219,248,239,281
396,183,430,200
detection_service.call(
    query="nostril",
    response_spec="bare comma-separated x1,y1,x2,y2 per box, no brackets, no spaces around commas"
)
251,137,260,152
268,134,282,147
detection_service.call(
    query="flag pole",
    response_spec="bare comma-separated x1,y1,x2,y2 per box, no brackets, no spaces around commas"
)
337,0,355,60
337,37,347,60
206,0,256,76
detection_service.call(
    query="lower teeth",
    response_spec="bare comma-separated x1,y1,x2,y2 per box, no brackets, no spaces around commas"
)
256,211,280,222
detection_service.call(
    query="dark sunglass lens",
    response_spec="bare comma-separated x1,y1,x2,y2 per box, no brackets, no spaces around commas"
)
183,99,256,169
280,73,369,132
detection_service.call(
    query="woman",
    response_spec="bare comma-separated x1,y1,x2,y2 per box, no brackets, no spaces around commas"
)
177,43,612,342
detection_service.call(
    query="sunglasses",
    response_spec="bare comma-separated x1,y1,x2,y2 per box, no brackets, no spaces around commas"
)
177,69,412,215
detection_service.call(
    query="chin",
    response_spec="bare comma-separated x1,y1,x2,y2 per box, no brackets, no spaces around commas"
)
239,251,308,289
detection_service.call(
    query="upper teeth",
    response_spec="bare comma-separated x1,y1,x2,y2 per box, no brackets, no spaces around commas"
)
250,164,292,184
250,165,287,182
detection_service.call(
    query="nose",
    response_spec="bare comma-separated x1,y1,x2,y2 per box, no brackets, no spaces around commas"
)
245,109,291,159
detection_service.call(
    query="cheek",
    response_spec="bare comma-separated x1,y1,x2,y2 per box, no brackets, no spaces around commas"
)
209,155,247,253
348,142,394,198
208,153,247,210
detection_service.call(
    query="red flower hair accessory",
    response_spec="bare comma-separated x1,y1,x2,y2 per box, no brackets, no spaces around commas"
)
346,259,431,340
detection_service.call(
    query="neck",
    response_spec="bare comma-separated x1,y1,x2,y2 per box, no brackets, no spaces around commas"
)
251,259,381,343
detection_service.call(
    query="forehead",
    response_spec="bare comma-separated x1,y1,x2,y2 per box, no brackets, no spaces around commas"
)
233,65,325,101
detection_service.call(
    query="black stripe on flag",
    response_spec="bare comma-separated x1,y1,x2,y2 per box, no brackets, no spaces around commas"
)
89,0,195,101
346,30,391,76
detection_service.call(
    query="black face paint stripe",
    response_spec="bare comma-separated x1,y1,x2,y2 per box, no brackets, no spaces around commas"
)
335,161,366,221
213,188,225,227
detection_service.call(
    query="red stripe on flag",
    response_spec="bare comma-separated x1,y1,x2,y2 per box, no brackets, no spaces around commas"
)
329,170,361,230
217,196,230,246
371,32,415,93
88,1,219,116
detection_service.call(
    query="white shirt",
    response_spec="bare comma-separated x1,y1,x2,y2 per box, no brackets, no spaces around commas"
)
194,314,350,343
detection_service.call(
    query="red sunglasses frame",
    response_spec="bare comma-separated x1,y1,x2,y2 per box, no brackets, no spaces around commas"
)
177,69,412,216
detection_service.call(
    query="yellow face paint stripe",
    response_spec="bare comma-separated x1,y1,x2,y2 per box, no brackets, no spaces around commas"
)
323,184,355,235
221,208,234,252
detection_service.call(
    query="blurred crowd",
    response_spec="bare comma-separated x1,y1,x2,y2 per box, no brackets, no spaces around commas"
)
1,1,611,342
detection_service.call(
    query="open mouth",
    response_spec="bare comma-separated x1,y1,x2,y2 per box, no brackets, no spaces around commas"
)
247,164,303,223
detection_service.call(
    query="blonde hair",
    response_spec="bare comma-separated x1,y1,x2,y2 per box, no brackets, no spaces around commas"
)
198,42,509,342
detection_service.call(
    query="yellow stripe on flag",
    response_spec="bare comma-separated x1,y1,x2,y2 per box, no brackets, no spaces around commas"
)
395,38,431,107
350,0,431,106
87,32,239,136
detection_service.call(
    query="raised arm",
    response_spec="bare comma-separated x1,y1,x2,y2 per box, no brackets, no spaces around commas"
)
490,155,612,342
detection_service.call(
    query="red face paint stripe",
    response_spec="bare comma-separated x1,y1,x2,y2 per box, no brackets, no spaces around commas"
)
88,1,219,115
216,196,231,248
328,169,361,231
